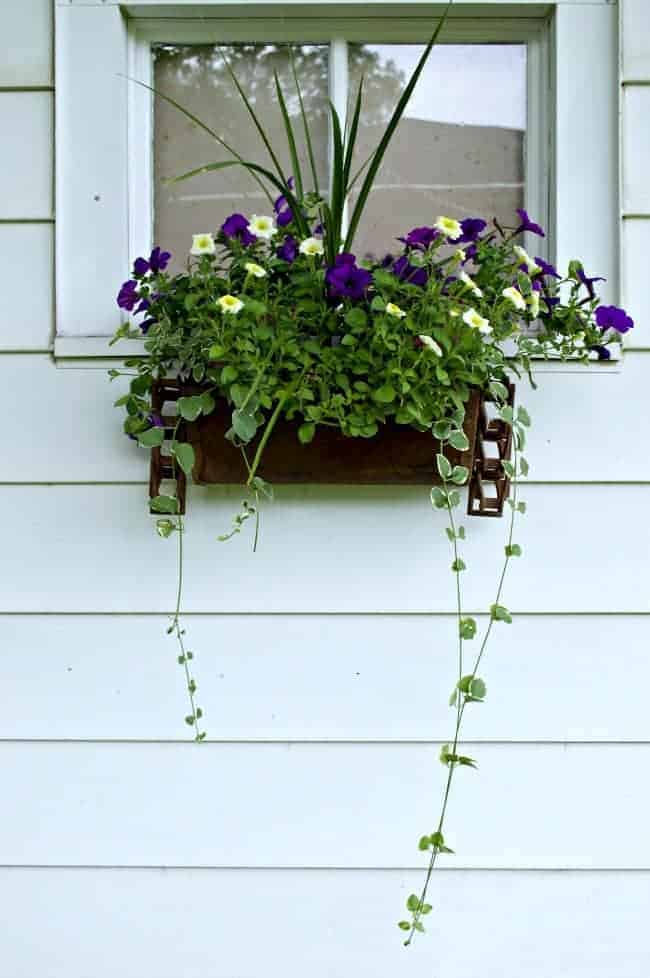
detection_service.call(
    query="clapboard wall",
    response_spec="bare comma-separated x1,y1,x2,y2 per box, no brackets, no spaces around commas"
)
1,2,649,976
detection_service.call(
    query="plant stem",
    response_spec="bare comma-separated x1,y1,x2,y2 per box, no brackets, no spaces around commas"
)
169,513,205,742
246,388,291,486
404,437,520,946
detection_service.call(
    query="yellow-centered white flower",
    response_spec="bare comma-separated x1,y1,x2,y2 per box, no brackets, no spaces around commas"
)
191,233,216,256
502,286,526,311
513,245,541,276
217,294,244,315
247,215,277,240
462,307,492,335
459,270,483,297
434,215,462,239
243,261,266,278
298,236,324,257
418,334,443,356
527,290,540,318
453,248,466,263
385,302,406,319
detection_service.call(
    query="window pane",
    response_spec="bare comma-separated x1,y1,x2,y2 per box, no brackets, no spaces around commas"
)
347,44,527,261
153,44,329,271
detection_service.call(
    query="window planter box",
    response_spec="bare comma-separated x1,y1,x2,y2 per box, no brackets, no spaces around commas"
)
149,380,515,518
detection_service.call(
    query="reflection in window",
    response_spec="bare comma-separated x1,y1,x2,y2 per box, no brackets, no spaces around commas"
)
153,44,329,270
347,43,527,261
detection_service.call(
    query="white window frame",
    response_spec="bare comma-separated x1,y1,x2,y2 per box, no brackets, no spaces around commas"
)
53,1,618,360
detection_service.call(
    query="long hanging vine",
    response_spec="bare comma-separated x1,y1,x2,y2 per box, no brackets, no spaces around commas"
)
399,391,530,943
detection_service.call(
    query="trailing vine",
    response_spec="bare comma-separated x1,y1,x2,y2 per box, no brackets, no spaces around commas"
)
399,392,530,944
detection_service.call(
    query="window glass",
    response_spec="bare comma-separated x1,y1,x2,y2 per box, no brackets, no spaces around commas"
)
347,43,527,261
153,44,329,271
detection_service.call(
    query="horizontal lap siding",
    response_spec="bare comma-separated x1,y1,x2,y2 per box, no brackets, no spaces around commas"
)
3,867,648,978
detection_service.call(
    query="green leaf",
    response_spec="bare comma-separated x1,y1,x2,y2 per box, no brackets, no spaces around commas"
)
517,405,531,427
436,453,452,479
273,69,304,200
232,409,258,443
177,396,203,422
450,465,469,485
447,490,461,508
490,604,513,624
458,755,478,768
172,442,195,477
459,618,477,640
505,543,522,557
451,558,466,573
449,688,458,707
137,427,165,448
371,295,386,312
251,476,274,500
414,921,425,933
433,420,452,441
344,307,367,329
418,835,432,851
155,519,176,539
469,677,486,700
398,921,411,932
406,894,420,912
298,422,316,444
420,904,432,915
489,380,509,403
430,831,445,848
374,384,396,403
457,675,473,693
289,46,320,197
220,366,238,385
499,405,514,424
150,494,179,514
517,501,527,514
502,460,516,479
208,344,225,360
430,487,447,510
519,456,530,477
448,429,469,452
200,391,215,414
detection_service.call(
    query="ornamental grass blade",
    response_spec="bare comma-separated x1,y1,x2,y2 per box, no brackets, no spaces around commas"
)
289,46,321,197
343,0,454,251
218,48,288,188
167,160,310,237
273,69,304,201
124,76,274,207
343,75,364,192
328,100,346,256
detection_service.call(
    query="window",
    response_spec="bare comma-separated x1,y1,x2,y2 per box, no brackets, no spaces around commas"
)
54,2,618,356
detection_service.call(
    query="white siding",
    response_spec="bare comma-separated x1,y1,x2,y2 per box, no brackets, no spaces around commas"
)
0,2,648,975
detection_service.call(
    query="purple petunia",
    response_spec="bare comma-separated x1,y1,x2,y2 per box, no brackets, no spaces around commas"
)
534,257,560,279
542,295,560,314
577,266,606,299
326,253,373,300
274,178,295,227
221,212,257,247
133,257,150,276
277,235,299,263
117,279,139,311
455,217,487,244
590,344,612,361
149,246,171,273
516,208,545,237
140,318,156,334
147,412,164,428
595,305,634,334
392,255,428,288
399,226,439,250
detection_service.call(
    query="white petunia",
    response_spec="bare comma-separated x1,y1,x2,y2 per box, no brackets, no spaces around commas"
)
385,302,406,319
527,290,540,318
418,334,443,356
217,294,244,315
513,245,541,276
502,286,526,311
247,215,277,240
453,248,467,263
298,236,324,257
459,271,483,298
244,261,267,278
191,233,216,256
434,215,462,239
462,307,492,335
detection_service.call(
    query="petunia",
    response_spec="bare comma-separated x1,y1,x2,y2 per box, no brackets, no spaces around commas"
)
277,235,298,263
274,177,295,228
191,233,216,256
140,318,156,334
244,261,267,278
417,334,443,355
222,213,257,246
513,245,541,275
577,265,606,299
527,291,540,318
149,246,171,273
502,286,526,311
385,302,406,319
515,208,545,237
595,304,634,334
392,255,427,287
534,256,560,279
299,237,324,257
217,294,244,315
434,215,462,239
117,279,139,311
399,226,438,250
459,271,483,297
133,256,150,276
247,215,277,240
590,344,612,361
326,253,372,300
462,308,492,334
455,217,487,244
